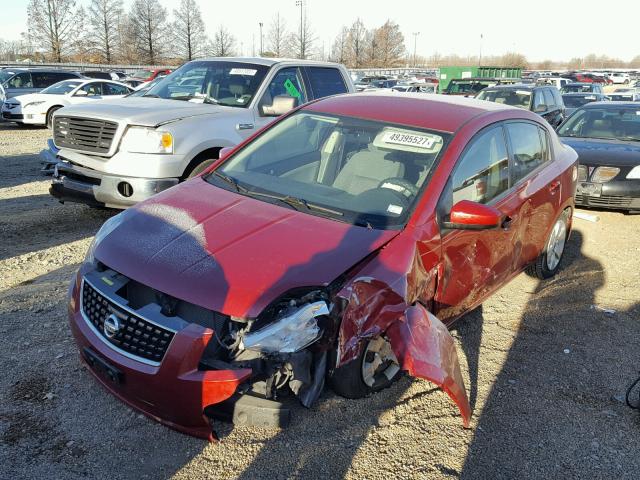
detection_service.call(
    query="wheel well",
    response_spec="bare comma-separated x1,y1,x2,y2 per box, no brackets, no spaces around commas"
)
181,147,222,180
47,105,62,117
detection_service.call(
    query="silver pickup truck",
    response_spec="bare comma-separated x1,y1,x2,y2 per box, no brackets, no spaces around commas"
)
43,57,354,208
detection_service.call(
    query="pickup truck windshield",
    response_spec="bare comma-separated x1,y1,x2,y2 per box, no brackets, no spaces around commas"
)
145,61,269,108
208,112,449,229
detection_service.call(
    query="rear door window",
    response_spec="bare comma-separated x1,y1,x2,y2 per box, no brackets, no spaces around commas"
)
506,122,546,182
305,67,347,99
533,90,546,112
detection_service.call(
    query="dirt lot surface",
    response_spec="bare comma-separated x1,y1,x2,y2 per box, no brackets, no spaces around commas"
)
1,121,640,480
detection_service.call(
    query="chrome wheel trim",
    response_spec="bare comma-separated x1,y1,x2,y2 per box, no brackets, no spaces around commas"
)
546,217,567,271
361,336,400,387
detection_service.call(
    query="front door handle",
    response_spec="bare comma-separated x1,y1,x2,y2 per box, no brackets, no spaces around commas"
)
237,123,254,130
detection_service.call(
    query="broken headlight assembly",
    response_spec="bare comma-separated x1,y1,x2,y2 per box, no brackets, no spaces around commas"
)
240,301,330,354
84,212,128,264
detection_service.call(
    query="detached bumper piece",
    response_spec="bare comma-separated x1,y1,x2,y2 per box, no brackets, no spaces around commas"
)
205,393,291,429
40,139,60,175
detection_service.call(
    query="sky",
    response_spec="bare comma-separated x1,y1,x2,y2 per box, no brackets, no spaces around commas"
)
1,0,638,62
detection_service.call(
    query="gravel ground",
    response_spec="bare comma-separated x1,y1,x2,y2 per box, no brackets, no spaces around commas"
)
1,121,640,479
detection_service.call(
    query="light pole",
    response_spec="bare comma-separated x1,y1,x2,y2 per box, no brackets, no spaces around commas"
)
296,0,304,58
412,32,420,69
259,22,264,56
479,33,483,66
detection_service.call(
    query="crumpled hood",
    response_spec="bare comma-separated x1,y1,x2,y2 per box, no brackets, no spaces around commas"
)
561,137,640,167
94,179,399,318
57,97,239,127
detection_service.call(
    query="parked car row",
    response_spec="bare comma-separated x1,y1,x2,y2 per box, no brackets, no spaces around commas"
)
4,57,639,442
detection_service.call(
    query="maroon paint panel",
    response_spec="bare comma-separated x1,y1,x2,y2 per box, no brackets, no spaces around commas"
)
386,304,471,427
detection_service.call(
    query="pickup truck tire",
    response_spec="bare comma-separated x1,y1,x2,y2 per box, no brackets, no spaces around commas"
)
185,159,215,179
46,106,62,129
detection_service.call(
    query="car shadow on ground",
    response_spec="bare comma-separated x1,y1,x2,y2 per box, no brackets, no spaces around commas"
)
460,230,640,478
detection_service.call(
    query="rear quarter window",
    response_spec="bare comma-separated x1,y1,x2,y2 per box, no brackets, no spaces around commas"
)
306,67,348,99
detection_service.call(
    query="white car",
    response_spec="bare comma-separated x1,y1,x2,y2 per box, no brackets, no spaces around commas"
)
1,79,133,127
609,72,630,85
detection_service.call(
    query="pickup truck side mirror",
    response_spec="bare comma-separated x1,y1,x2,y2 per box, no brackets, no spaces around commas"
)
261,95,296,117
219,146,234,159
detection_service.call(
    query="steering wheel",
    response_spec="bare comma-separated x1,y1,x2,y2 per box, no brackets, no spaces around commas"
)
377,177,419,198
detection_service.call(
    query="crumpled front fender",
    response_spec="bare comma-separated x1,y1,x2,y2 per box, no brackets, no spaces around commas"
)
386,303,471,428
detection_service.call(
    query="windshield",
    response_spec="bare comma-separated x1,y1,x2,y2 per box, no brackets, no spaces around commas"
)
562,95,598,108
561,84,594,93
557,106,640,141
477,89,532,108
208,112,450,229
41,80,83,95
448,81,492,94
145,61,269,108
131,69,153,79
609,94,636,101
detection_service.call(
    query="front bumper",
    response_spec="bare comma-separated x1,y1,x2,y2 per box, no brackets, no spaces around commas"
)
576,179,640,211
67,272,251,440
50,159,179,208
1,106,45,124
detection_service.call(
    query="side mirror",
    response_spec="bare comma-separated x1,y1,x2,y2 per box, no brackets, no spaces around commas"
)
74,89,88,96
442,200,503,230
219,146,234,159
260,95,296,117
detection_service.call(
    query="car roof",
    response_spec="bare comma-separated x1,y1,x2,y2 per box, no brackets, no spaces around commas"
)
561,92,604,96
193,56,343,68
580,101,640,108
305,93,518,134
564,82,592,86
480,83,538,91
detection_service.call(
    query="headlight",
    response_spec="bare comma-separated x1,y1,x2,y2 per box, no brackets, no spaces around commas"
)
591,166,620,183
627,166,640,179
24,101,45,109
120,126,173,154
240,301,330,353
84,212,127,264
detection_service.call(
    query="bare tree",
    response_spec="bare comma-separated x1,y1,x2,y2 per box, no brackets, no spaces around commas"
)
129,0,167,64
26,0,86,62
210,25,236,57
330,26,349,64
172,0,207,61
372,21,405,67
289,10,315,59
266,13,287,57
346,18,368,68
88,0,123,63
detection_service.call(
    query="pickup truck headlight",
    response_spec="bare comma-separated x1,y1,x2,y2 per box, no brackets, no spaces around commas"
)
627,166,640,179
240,301,330,353
120,126,173,154
24,101,45,109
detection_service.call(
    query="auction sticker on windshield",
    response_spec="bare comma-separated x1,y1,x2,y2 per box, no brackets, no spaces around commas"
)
230,68,257,76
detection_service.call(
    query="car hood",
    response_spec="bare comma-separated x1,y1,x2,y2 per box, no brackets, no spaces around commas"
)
94,179,400,318
56,97,242,127
5,93,49,105
560,137,640,167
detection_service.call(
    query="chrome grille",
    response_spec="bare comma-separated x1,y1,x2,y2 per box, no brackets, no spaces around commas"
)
54,116,118,154
81,279,175,364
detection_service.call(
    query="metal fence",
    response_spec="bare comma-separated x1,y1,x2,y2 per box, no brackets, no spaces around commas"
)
0,61,174,73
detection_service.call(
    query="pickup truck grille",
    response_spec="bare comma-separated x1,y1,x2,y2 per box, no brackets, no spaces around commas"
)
53,116,118,154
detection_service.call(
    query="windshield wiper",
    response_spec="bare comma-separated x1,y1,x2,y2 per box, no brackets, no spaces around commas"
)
175,93,219,104
618,136,640,142
142,93,160,98
211,171,247,193
243,191,343,216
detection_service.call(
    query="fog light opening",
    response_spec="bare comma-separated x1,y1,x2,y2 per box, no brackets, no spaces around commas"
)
117,182,133,197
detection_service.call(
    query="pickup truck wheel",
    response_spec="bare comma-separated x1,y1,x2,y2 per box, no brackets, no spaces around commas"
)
328,336,401,399
185,159,215,179
46,106,61,129
526,209,569,279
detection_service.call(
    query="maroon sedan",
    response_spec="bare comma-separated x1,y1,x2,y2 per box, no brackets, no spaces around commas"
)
67,93,578,439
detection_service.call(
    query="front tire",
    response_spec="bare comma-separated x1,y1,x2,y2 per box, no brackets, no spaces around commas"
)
46,106,61,129
329,336,401,399
526,209,570,279
185,159,215,179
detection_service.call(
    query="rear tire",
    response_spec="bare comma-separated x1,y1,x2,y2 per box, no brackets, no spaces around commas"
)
185,159,215,179
526,209,570,279
328,336,401,399
46,106,61,129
